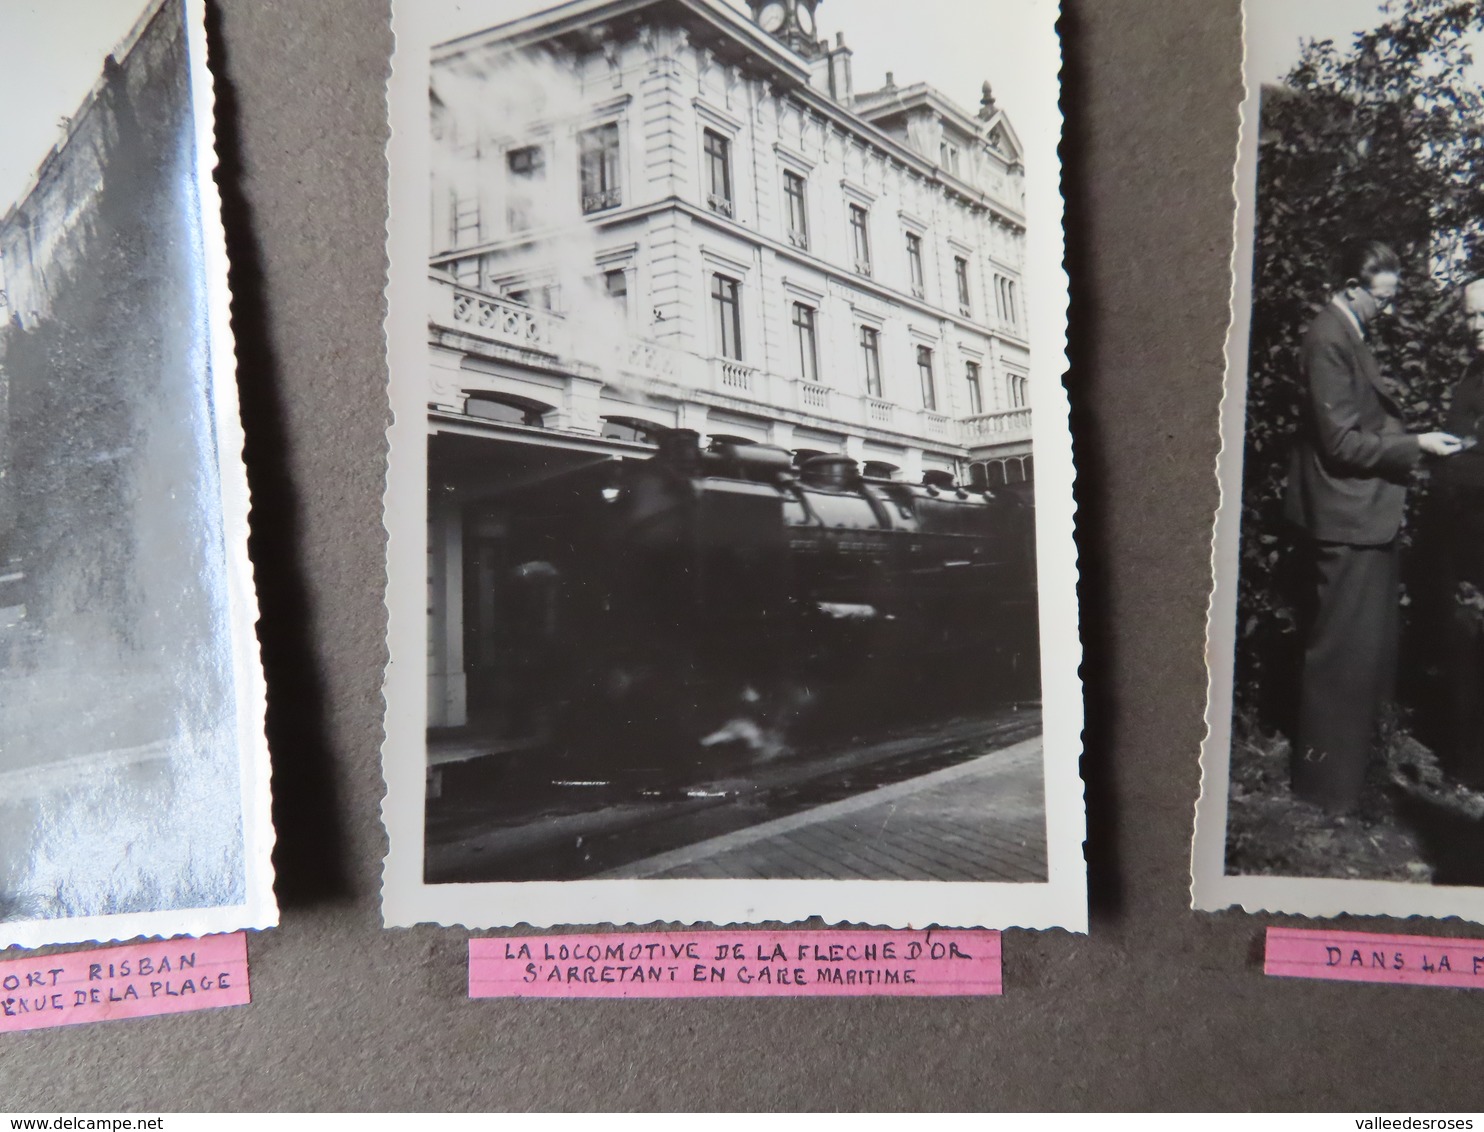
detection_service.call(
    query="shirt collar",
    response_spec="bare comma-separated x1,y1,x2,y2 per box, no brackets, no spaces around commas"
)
1332,296,1366,340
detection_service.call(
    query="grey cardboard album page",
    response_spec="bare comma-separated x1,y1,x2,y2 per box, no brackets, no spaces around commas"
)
0,0,276,947
1196,0,1484,919
382,0,1083,929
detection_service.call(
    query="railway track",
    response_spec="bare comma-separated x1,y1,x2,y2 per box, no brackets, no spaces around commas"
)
424,705,1042,883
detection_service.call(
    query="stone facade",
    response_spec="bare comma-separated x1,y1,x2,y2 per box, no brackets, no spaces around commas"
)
424,0,1035,727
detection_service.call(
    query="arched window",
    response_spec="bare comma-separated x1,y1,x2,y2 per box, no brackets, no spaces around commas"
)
987,461,1008,488
600,416,661,445
464,392,554,427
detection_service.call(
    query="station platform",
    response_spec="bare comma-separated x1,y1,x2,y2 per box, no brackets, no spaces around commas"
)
600,736,1047,882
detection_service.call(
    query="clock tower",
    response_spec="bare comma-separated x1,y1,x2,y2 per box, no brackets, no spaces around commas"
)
748,0,823,58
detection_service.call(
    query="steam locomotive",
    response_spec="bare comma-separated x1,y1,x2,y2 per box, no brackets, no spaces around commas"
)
490,428,1039,770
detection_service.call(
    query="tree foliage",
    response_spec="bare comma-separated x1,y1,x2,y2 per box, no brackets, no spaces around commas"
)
1236,0,1484,723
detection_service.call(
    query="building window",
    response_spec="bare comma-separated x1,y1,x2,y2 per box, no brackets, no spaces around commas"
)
504,283,559,311
995,274,1020,329
955,256,972,315
450,184,480,248
505,145,545,232
965,361,983,415
1008,373,1029,408
601,416,661,445
603,269,628,316
466,393,550,428
849,204,871,275
792,302,819,384
906,233,925,299
783,170,808,249
579,123,622,213
917,344,936,411
940,141,960,176
704,129,733,217
860,325,882,398
711,273,742,360
447,125,481,248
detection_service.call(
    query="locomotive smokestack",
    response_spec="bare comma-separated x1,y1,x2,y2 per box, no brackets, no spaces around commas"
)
656,427,702,471
800,454,859,490
922,470,955,490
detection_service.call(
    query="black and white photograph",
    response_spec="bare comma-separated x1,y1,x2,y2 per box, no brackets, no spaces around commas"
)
1196,0,1484,917
0,0,275,947
382,0,1082,929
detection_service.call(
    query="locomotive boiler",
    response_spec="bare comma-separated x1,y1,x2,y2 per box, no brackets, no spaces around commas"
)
490,428,1039,771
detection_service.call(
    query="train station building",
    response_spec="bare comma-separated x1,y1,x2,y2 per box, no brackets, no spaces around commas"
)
424,0,1035,731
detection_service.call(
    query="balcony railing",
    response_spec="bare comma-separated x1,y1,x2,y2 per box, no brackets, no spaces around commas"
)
922,411,951,438
864,397,895,428
431,279,1030,447
712,357,757,395
963,407,1033,442
581,187,622,214
618,338,679,380
799,382,830,411
432,276,680,382
447,285,560,353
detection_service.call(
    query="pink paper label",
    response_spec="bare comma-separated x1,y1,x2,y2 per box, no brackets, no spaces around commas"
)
470,930,1001,998
1266,926,1484,989
0,932,250,1033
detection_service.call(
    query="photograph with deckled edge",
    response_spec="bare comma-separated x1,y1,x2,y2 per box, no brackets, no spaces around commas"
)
0,0,276,948
382,0,1083,930
1195,0,1484,920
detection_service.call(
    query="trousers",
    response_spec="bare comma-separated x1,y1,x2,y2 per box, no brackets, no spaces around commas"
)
1291,539,1400,811
1434,485,1484,786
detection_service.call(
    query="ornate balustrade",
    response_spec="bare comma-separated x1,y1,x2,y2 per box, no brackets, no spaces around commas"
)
616,338,679,380
432,276,679,383
922,411,951,438
864,398,895,428
962,407,1033,443
799,382,830,412
581,187,622,214
712,357,758,396
437,279,564,355
429,278,1031,450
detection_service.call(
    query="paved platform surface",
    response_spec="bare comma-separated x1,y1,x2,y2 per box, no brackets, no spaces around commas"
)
601,735,1047,882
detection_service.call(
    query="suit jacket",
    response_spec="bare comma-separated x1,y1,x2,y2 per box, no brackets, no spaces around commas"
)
1437,357,1484,488
1429,357,1484,584
1283,302,1421,545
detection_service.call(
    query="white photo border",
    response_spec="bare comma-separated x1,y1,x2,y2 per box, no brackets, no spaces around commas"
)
1,0,278,950
381,0,1084,931
1192,1,1484,921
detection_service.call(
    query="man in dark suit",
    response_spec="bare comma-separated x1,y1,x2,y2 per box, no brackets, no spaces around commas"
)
1430,277,1484,787
1284,240,1461,811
